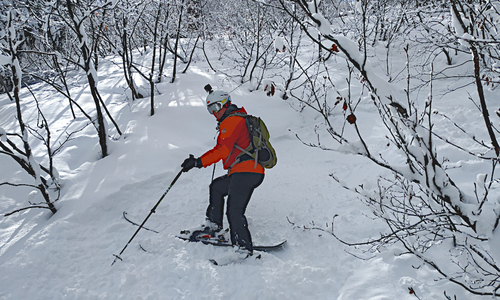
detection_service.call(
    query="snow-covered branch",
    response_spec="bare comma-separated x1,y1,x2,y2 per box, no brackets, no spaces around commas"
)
1,10,58,215
276,0,500,296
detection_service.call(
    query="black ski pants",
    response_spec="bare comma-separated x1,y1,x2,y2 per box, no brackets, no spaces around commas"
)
206,172,264,252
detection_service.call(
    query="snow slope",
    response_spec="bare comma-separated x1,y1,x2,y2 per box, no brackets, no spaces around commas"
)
0,49,487,299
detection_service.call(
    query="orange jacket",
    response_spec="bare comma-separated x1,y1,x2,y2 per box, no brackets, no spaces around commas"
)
200,107,265,175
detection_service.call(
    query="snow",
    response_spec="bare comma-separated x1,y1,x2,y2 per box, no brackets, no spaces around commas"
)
274,37,286,53
0,22,496,300
0,53,10,66
312,13,333,35
106,0,119,8
355,0,363,14
450,6,471,47
12,57,22,92
307,1,318,14
0,127,6,142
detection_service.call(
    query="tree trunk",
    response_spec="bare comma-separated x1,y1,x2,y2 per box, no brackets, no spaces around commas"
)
8,11,57,214
471,45,500,156
172,0,185,83
66,0,108,157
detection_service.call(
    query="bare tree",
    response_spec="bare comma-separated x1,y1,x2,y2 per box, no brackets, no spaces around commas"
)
1,10,58,216
44,0,124,157
171,0,185,83
276,0,500,296
203,0,285,89
450,0,500,156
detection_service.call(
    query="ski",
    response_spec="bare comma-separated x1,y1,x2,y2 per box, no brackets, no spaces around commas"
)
176,235,287,253
122,211,159,233
210,254,262,266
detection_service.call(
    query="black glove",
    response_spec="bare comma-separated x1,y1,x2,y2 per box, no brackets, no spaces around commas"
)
181,154,202,172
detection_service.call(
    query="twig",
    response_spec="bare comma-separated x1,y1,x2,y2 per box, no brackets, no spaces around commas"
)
4,205,53,217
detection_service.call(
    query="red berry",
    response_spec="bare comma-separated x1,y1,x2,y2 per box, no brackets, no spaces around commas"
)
347,114,356,124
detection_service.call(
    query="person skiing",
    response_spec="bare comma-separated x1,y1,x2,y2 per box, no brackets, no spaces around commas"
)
180,85,265,258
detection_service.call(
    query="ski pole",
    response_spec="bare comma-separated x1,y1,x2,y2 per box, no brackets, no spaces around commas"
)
111,169,183,266
211,163,216,182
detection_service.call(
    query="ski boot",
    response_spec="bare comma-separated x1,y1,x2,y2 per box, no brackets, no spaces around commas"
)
180,219,227,242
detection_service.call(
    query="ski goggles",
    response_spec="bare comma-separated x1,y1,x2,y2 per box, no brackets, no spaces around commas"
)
207,102,223,114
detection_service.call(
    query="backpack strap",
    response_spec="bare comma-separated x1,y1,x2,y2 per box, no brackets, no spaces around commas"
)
226,145,255,170
234,144,259,169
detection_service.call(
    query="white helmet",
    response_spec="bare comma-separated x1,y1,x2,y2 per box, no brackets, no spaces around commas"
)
206,90,231,114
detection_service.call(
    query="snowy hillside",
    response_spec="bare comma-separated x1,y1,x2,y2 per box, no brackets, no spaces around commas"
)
4,0,500,296
0,44,489,299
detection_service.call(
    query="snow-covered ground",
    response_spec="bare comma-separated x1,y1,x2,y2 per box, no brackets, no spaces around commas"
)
0,42,490,299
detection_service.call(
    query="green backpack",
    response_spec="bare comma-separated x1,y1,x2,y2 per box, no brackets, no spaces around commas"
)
229,112,277,169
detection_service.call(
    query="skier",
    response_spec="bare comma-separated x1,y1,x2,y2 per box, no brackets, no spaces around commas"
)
181,87,265,258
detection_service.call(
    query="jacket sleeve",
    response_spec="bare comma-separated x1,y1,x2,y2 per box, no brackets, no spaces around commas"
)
200,116,247,168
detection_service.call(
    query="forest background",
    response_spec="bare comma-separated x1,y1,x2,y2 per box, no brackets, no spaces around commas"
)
2,0,500,299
